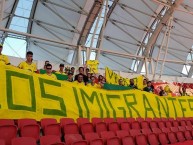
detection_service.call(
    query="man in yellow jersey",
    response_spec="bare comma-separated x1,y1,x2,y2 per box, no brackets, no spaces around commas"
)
44,63,57,80
73,74,85,86
87,76,101,88
0,44,10,65
18,51,37,72
55,64,66,75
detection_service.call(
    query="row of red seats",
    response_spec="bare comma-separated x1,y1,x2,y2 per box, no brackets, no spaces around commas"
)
5,130,193,145
1,117,193,145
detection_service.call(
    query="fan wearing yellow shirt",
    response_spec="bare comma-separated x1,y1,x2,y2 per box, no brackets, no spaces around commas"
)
73,74,85,86
0,44,10,65
44,63,57,80
18,51,37,72
55,63,67,75
87,76,101,88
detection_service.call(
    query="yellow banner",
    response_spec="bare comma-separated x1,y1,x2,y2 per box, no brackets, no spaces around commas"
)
86,60,99,73
105,67,144,89
0,65,193,121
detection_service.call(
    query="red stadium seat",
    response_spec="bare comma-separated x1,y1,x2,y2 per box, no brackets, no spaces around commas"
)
131,121,140,129
152,128,162,134
184,130,192,140
63,123,79,135
176,131,185,142
171,127,179,132
122,136,135,145
185,126,193,131
173,121,179,127
148,133,159,145
141,121,149,129
77,118,94,135
186,120,192,127
0,121,17,145
84,132,103,145
165,121,172,128
168,132,178,144
18,119,40,141
145,118,152,122
0,139,5,145
95,122,107,134
11,137,36,145
178,126,186,132
0,119,15,126
179,120,186,127
100,131,115,140
116,130,130,138
126,118,135,123
71,141,88,145
77,118,90,127
60,118,79,134
168,118,175,122
150,121,158,129
100,131,120,145
176,118,183,121
153,118,161,122
106,137,120,145
80,123,94,135
158,132,169,145
65,134,86,145
141,128,152,136
116,118,127,124
40,135,63,145
161,118,168,122
104,118,119,133
136,134,148,145
41,118,61,136
136,118,145,122
129,129,141,137
158,121,166,129
120,122,131,131
60,118,75,126
103,118,115,124
161,127,171,133
91,118,103,126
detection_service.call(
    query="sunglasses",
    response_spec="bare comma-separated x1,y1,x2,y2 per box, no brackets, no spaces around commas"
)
46,68,52,70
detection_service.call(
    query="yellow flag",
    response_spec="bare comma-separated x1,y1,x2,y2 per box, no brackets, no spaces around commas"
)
86,60,99,73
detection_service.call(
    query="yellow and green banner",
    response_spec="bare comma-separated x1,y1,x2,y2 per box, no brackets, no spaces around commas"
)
0,64,193,121
105,67,144,90
86,60,99,73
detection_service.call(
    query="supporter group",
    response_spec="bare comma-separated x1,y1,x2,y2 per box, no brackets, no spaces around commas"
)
0,44,188,96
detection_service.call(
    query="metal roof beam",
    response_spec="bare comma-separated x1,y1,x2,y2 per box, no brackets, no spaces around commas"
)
77,0,103,45
137,0,184,73
44,0,88,15
2,0,19,43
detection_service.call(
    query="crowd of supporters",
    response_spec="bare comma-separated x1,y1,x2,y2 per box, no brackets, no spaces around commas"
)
0,44,189,96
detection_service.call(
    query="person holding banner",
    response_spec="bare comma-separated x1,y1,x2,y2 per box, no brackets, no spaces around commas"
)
55,64,67,75
43,63,57,80
118,79,124,86
18,51,37,72
75,67,88,84
87,76,101,88
0,44,10,65
129,79,138,89
67,71,74,82
179,85,189,96
143,81,154,93
73,74,85,86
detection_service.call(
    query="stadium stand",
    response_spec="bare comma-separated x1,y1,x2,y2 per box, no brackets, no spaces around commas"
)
0,117,193,144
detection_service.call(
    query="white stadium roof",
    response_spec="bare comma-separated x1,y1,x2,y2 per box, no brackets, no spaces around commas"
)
1,0,193,78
